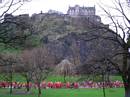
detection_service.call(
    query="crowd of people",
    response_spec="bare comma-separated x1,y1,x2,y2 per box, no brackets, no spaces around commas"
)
79,81,124,88
0,81,124,89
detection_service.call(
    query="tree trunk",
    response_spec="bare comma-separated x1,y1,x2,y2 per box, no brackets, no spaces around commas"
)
10,81,13,95
121,72,130,97
106,72,110,83
122,47,130,97
102,71,106,97
26,78,30,92
10,67,13,95
37,82,41,97
125,65,130,97
64,74,66,83
125,86,130,97
122,73,130,97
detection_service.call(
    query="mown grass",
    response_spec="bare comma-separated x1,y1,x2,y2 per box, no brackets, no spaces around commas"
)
0,88,124,97
110,75,122,81
0,74,122,82
45,75,81,82
0,74,124,97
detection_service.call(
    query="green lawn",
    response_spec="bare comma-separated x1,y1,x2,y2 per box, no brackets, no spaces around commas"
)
0,74,122,83
0,88,124,97
45,75,81,82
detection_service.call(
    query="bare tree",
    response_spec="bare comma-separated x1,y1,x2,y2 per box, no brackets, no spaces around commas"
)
0,0,31,22
0,53,18,94
19,50,34,92
55,59,75,83
0,0,33,93
29,47,54,97
80,0,130,97
0,0,33,47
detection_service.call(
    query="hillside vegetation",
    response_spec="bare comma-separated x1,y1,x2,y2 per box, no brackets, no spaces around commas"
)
0,13,121,74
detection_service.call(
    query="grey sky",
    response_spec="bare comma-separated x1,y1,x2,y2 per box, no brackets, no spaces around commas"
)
11,0,114,24
15,0,113,15
0,0,129,25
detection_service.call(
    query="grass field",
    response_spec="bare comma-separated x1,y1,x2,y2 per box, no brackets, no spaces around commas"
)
0,74,123,83
0,88,124,97
0,74,124,97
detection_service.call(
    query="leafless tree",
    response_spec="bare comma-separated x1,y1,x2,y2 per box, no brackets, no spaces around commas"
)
55,59,75,83
0,0,33,93
81,0,130,97
0,53,18,94
0,0,31,22
29,47,54,97
0,0,33,47
19,50,34,92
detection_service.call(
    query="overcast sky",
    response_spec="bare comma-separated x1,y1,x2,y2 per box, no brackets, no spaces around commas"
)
0,0,129,24
11,0,115,24
15,0,113,15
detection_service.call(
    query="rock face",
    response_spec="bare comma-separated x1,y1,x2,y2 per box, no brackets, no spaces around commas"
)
44,30,120,74
1,12,121,74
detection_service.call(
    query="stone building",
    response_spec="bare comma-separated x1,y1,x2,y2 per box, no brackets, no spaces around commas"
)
67,5,96,17
67,5,101,23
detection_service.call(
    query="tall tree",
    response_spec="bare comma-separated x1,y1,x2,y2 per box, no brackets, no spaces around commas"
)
29,47,54,97
0,0,32,47
19,50,34,92
82,0,130,97
0,0,31,22
0,53,18,94
55,59,75,83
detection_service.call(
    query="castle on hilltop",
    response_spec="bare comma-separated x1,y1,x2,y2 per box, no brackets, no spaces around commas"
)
3,4,101,23
67,5,96,17
67,5,101,23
